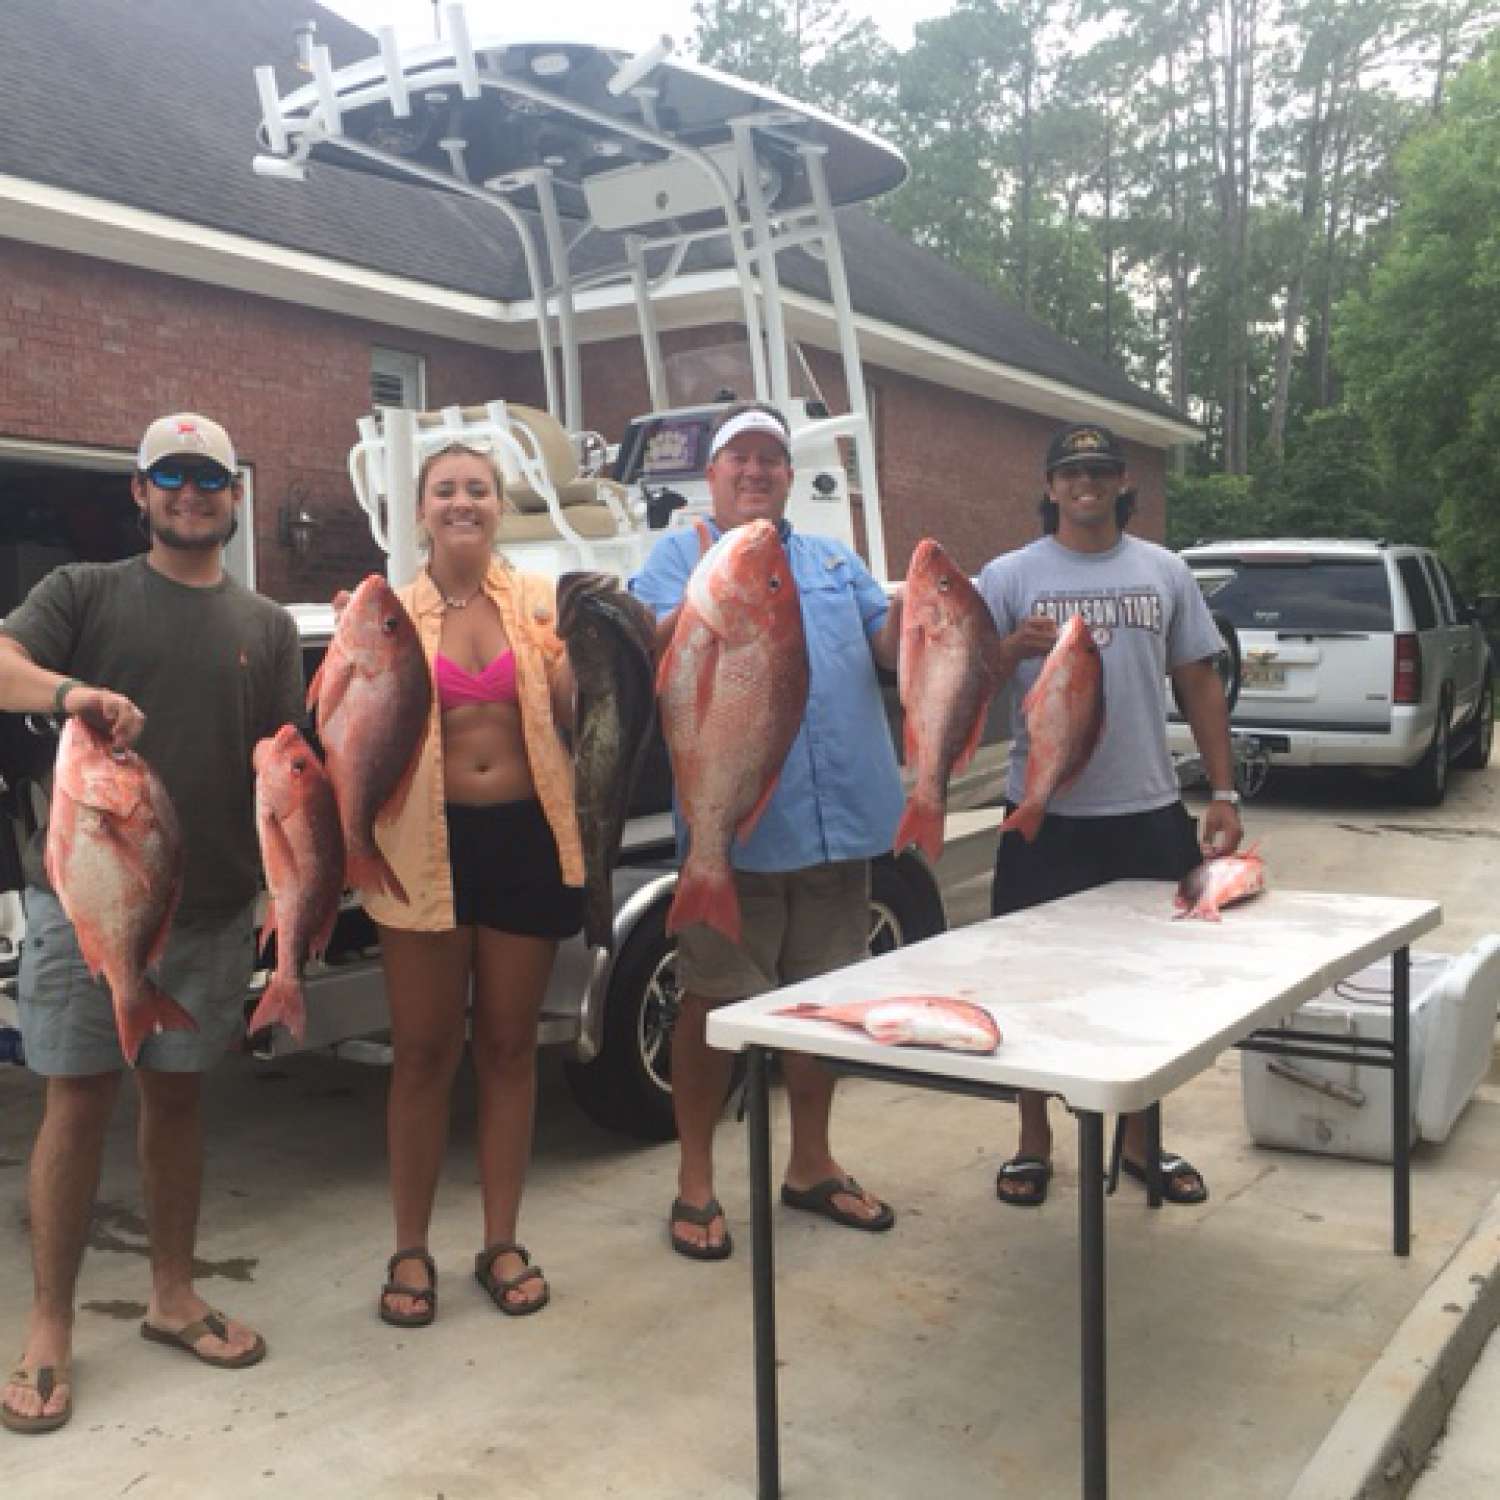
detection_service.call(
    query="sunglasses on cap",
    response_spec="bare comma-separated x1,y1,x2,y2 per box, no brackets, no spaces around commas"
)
145,461,233,493
1053,461,1124,481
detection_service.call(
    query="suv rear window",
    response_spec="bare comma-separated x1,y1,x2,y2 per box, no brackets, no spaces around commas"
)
1191,557,1393,632
1396,556,1438,630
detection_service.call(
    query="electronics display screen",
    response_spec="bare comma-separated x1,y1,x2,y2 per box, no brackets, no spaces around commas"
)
640,419,709,479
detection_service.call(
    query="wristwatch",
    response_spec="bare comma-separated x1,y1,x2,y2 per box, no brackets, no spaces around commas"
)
1210,788,1242,806
52,678,82,716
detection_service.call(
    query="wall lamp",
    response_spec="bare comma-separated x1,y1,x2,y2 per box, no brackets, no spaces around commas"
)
277,491,320,557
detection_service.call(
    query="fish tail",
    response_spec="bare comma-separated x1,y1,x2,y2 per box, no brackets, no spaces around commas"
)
247,974,307,1044
895,794,945,862
119,979,198,1068
347,845,409,905
667,861,741,944
999,801,1045,844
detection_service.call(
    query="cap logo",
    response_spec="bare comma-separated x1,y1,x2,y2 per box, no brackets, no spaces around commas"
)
1066,429,1106,455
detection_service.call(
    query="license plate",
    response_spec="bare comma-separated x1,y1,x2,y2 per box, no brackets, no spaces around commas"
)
1242,661,1286,690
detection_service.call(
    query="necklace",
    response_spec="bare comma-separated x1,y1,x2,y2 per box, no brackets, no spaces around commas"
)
430,572,483,611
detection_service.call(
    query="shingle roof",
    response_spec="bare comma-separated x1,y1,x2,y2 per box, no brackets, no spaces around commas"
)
2,0,1186,426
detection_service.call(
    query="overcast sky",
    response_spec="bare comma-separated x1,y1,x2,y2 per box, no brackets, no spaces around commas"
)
321,0,949,55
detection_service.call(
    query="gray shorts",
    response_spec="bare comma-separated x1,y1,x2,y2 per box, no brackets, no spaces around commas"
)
18,887,258,1076
675,860,871,1001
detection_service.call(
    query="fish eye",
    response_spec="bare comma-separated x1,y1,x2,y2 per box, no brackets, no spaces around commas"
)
291,757,307,773
381,615,398,634
768,575,782,591
937,575,951,592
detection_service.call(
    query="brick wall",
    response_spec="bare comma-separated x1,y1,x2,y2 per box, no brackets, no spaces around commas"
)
2,242,1167,603
0,240,520,601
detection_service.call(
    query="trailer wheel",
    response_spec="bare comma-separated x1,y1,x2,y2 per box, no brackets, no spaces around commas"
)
563,901,681,1142
564,855,947,1142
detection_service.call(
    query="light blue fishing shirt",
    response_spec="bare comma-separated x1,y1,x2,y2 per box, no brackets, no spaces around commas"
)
630,520,904,873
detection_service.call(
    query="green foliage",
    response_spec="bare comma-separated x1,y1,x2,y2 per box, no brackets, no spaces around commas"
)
1337,43,1500,590
1167,408,1397,547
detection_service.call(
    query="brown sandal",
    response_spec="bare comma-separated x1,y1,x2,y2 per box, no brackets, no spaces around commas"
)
140,1312,267,1368
378,1248,437,1328
2,1361,73,1434
474,1241,550,1317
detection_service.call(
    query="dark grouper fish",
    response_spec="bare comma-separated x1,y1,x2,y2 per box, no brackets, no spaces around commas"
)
557,572,660,951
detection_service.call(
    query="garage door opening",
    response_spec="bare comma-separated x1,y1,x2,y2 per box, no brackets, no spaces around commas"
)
0,439,253,615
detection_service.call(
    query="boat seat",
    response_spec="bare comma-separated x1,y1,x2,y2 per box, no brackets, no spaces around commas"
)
412,404,629,538
496,504,622,543
502,404,628,517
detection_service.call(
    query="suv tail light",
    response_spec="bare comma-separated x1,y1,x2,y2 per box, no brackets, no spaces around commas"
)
1394,633,1422,704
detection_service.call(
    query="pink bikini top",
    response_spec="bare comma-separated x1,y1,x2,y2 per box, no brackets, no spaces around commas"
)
434,649,518,711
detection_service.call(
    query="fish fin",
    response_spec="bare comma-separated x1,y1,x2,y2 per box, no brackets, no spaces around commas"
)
117,979,197,1068
999,801,1045,843
313,649,354,723
667,860,741,944
375,742,422,826
305,653,326,714
1055,697,1107,795
895,794,944,862
347,847,409,906
258,901,278,960
144,878,181,974
309,901,339,962
247,975,306,1044
734,772,782,844
949,703,989,777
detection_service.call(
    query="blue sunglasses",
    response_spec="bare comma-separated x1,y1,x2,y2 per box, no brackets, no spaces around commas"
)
145,461,233,493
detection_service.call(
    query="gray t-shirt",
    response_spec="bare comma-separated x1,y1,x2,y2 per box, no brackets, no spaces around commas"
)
1,556,304,918
977,535,1223,816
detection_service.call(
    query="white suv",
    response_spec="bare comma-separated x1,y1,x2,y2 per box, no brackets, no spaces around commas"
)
1167,539,1493,804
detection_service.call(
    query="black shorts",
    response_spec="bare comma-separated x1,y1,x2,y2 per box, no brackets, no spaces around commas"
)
990,802,1204,917
445,800,584,940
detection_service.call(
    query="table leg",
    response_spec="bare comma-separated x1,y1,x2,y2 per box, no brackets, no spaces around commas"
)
1393,946,1411,1258
747,1046,781,1498
1144,1101,1163,1209
1078,1109,1108,1499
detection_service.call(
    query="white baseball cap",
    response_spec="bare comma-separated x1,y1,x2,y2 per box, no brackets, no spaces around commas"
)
137,413,238,474
708,409,792,462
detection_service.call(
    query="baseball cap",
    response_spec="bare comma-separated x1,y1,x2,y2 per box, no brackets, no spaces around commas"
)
137,413,238,474
1045,423,1125,474
708,408,792,462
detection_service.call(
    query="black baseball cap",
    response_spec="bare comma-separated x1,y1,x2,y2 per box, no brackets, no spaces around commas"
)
1046,423,1126,474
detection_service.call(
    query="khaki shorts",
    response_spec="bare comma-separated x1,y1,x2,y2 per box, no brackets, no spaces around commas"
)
18,887,258,1076
675,860,871,1001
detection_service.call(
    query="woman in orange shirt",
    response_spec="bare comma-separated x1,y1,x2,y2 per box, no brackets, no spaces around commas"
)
365,441,583,1326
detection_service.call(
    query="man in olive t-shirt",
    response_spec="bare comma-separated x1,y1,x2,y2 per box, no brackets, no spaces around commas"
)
0,414,303,1435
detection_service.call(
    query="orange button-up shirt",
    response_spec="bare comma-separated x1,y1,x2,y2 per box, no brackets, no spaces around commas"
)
363,562,584,932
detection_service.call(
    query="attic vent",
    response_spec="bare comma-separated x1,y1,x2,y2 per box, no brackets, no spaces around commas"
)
371,347,426,410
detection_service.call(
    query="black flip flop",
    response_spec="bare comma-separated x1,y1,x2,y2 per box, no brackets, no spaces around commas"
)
1120,1152,1209,1205
780,1177,895,1232
668,1196,734,1260
996,1154,1053,1208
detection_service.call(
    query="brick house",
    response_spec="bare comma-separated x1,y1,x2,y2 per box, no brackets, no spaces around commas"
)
0,0,1197,609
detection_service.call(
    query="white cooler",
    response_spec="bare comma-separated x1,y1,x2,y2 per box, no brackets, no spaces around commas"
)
1241,937,1500,1163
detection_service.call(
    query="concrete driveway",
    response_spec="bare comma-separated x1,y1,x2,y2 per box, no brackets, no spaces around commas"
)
3,760,1499,1498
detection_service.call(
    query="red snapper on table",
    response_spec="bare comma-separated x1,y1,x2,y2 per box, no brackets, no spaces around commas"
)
775,995,1002,1054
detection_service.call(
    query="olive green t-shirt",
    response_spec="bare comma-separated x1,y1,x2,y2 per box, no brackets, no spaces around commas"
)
1,556,304,919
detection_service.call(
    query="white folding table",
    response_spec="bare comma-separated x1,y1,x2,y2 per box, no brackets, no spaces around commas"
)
706,881,1442,1499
